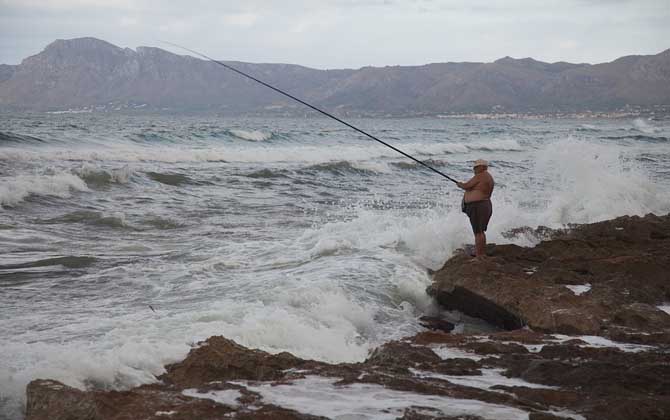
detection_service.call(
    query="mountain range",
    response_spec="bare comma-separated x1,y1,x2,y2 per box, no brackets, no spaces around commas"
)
1,37,669,115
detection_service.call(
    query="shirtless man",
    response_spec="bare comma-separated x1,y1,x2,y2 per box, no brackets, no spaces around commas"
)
457,159,494,258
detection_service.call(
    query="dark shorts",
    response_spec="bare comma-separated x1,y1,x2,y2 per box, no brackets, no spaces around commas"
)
464,199,492,234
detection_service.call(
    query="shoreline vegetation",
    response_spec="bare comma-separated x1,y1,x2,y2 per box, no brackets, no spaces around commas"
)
25,213,670,420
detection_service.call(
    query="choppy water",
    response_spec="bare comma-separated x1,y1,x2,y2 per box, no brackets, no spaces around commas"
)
1,113,669,419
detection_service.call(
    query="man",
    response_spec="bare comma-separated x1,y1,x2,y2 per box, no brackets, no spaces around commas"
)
457,159,494,258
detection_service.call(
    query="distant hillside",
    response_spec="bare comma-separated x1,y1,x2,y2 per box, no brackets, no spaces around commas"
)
1,37,669,115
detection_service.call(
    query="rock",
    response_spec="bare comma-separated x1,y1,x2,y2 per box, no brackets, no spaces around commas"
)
612,302,670,330
23,213,670,420
428,213,670,339
365,341,442,371
419,315,456,333
25,328,670,420
161,335,309,387
26,380,96,420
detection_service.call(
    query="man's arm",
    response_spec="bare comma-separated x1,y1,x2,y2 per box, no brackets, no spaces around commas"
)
457,174,480,190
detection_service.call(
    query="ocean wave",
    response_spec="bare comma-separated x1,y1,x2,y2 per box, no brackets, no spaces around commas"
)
0,173,89,208
576,124,600,132
146,171,197,186
390,159,450,170
130,132,171,143
601,135,668,142
467,139,523,151
245,168,290,179
0,131,45,144
528,138,669,225
0,256,97,270
43,210,130,229
140,216,184,230
633,118,661,135
229,129,273,142
74,166,133,187
0,138,523,165
301,161,388,175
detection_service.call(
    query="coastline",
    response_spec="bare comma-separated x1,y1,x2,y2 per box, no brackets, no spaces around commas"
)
23,213,670,420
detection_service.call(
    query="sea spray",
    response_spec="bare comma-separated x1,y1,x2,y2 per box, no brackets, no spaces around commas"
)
1,114,670,420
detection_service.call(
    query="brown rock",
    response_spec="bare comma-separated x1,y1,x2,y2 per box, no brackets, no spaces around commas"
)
365,341,442,371
161,335,307,387
26,380,96,420
419,316,456,333
428,213,670,339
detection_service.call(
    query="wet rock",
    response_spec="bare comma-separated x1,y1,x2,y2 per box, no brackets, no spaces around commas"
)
24,214,670,420
161,335,309,387
26,380,96,420
612,302,670,330
364,341,442,373
419,315,456,333
428,213,670,339
26,329,670,420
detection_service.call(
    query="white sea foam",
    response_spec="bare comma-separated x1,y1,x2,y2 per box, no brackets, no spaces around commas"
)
74,164,133,184
525,138,669,225
565,284,591,296
238,375,530,420
182,388,241,407
0,173,89,207
409,367,557,390
0,291,374,418
229,129,273,142
551,335,655,352
468,138,523,151
2,118,669,420
633,118,660,135
0,138,521,165
431,345,484,361
658,304,670,315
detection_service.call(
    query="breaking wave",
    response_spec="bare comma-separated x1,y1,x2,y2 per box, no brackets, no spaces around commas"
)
302,161,389,175
633,118,662,135
74,166,133,187
602,134,668,142
43,210,130,229
146,171,197,186
245,169,290,179
0,256,97,270
229,129,273,142
0,173,89,208
0,138,523,165
0,131,45,144
2,115,669,420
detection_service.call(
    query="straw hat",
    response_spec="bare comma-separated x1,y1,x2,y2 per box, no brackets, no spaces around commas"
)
473,159,488,168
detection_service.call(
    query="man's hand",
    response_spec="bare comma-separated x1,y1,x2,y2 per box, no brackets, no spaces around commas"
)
457,182,465,189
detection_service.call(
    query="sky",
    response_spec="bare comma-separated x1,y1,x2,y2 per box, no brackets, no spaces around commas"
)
1,0,669,69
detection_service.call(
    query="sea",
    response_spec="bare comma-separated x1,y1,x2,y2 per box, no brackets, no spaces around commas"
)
1,113,669,419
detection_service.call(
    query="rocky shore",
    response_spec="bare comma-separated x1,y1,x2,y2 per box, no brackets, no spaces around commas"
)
25,214,670,420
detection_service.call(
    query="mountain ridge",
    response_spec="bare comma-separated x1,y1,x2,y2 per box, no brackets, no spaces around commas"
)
1,37,669,115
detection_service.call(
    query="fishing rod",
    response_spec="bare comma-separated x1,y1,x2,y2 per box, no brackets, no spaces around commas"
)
160,41,459,184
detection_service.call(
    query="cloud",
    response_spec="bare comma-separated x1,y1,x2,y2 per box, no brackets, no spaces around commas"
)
119,16,139,27
1,0,669,67
221,13,259,27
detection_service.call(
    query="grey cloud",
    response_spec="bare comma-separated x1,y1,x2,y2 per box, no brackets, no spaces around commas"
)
1,0,668,67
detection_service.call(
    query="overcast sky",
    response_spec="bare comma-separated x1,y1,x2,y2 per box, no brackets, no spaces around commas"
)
1,0,669,69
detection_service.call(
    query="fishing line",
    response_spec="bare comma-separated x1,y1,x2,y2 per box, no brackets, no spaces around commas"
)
159,41,459,184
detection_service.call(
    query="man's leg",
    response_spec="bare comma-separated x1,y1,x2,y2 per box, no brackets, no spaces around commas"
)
475,232,486,257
